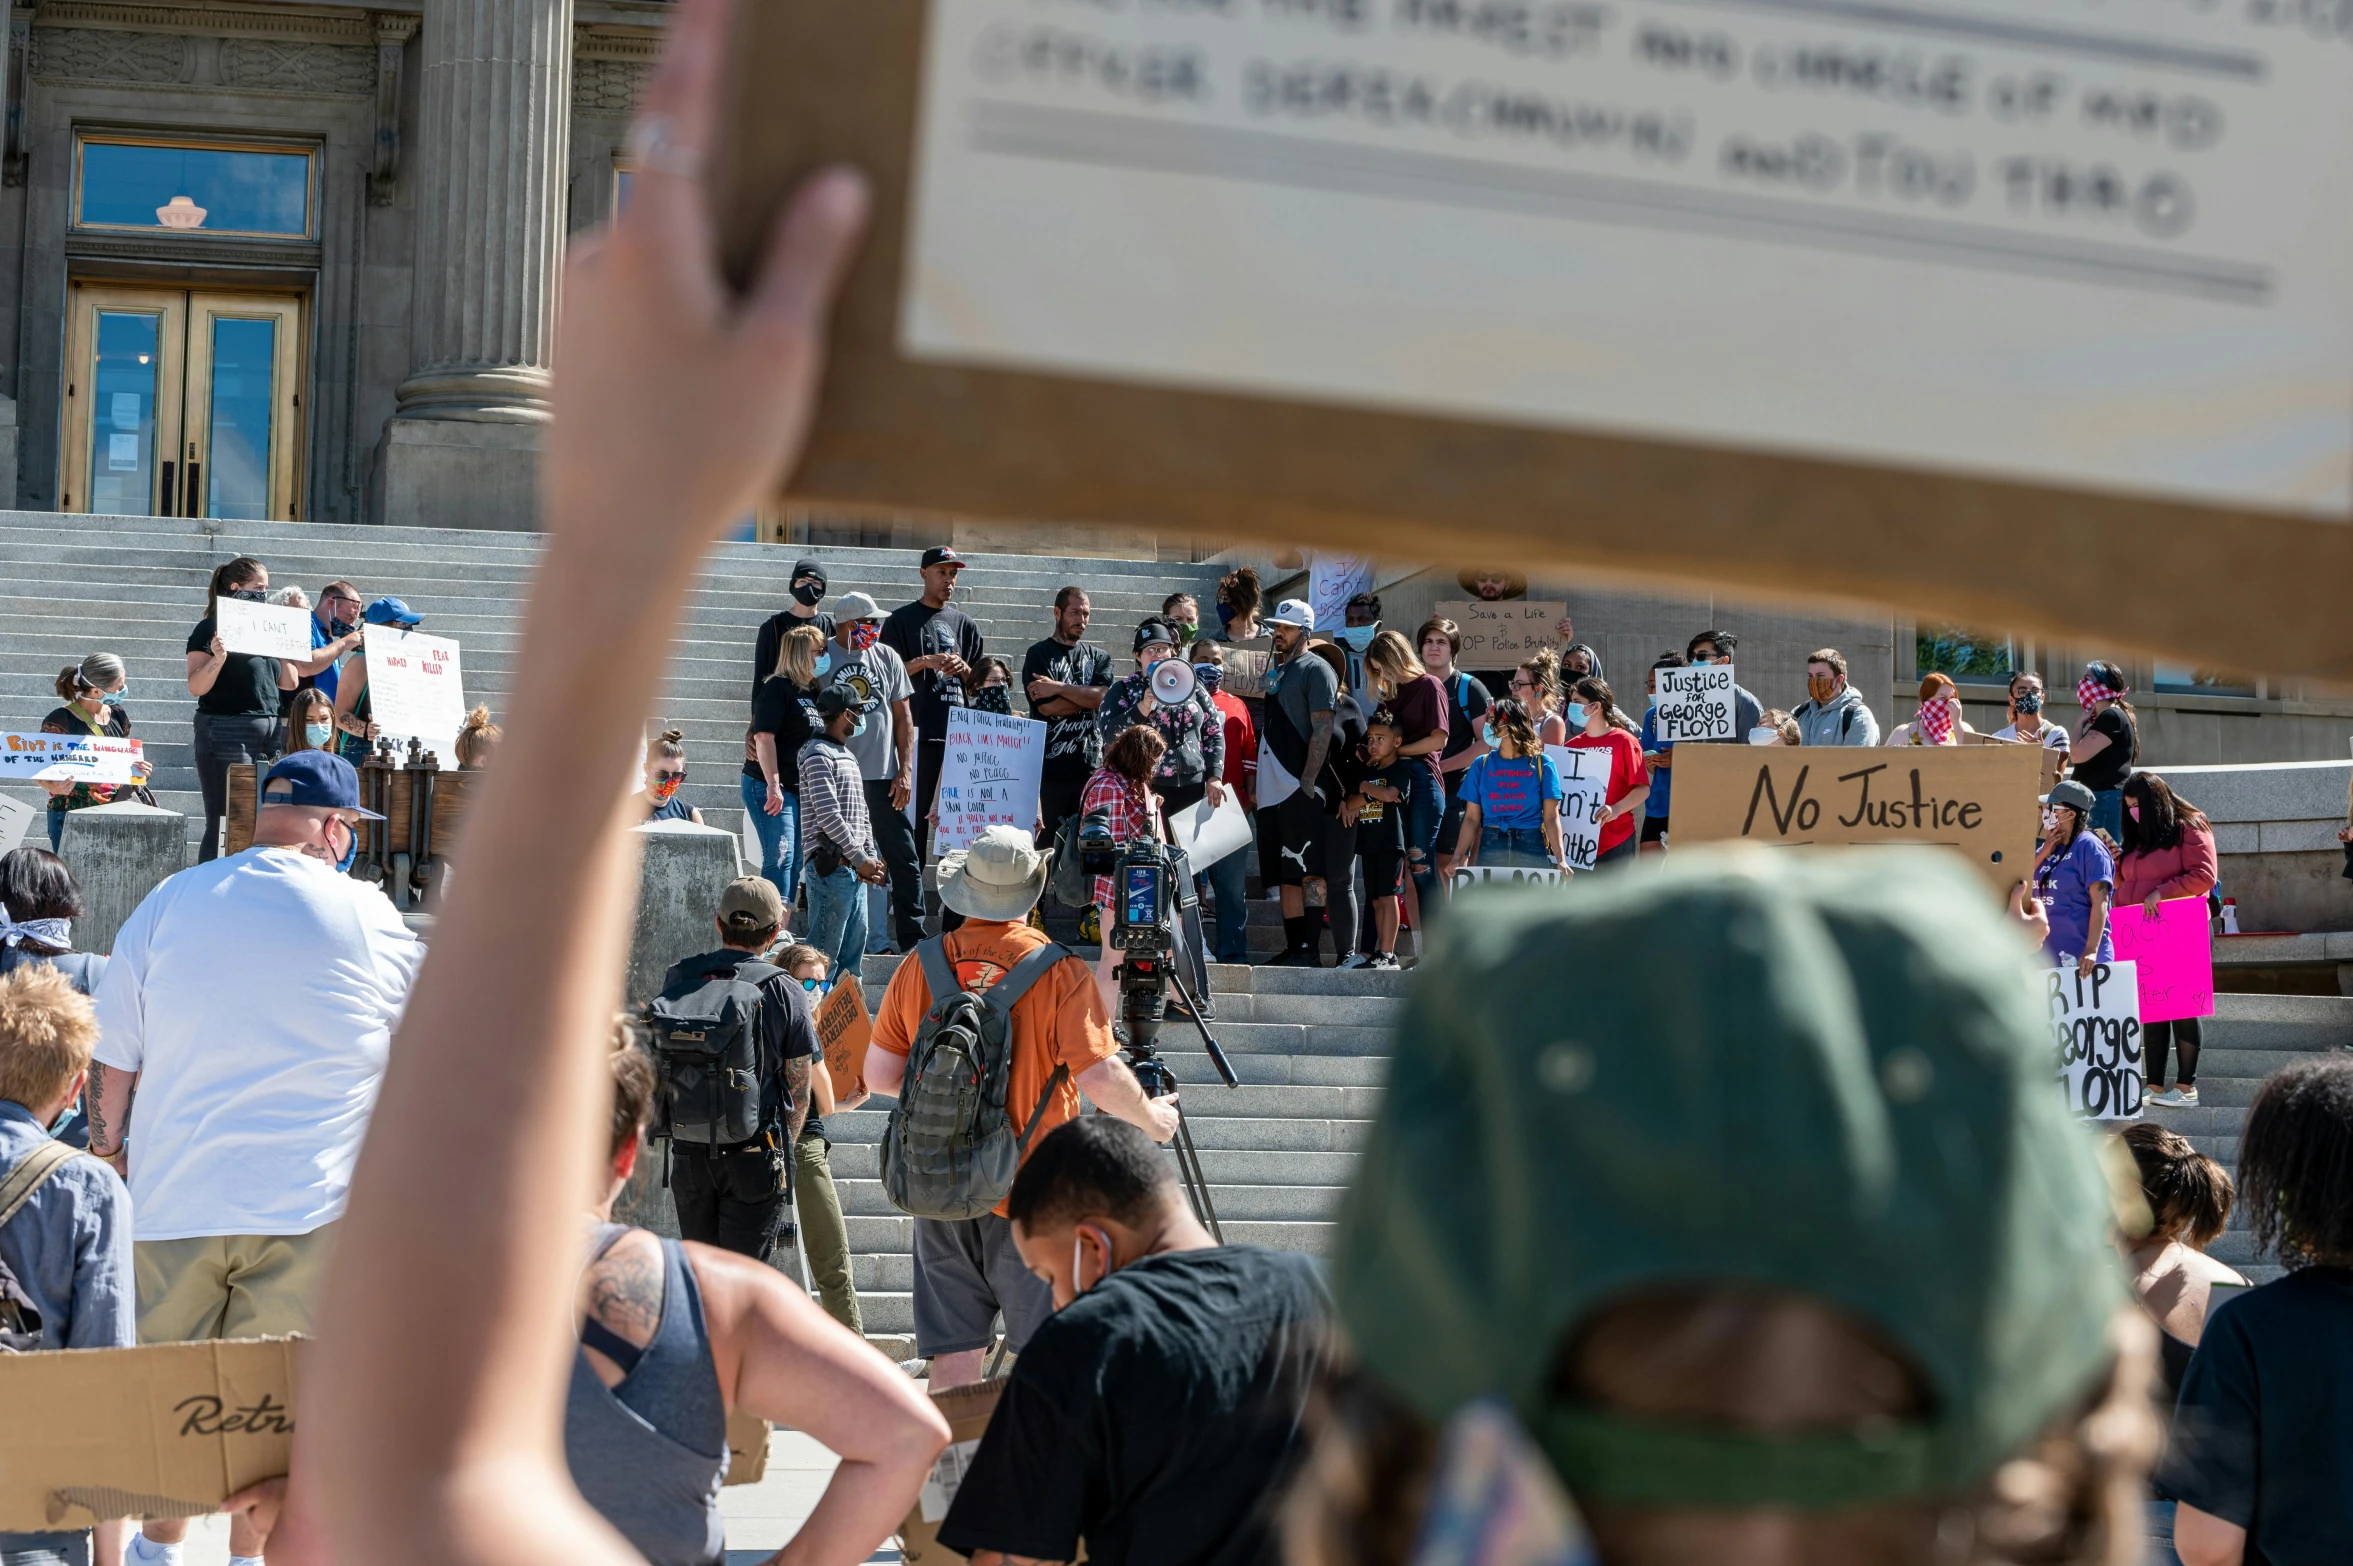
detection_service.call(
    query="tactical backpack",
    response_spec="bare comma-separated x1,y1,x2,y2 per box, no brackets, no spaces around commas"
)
0,1140,83,1352
644,958,784,1154
881,937,1073,1220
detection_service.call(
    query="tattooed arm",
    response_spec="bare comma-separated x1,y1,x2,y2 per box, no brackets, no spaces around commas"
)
783,1057,811,1145
576,1230,667,1386
87,1063,134,1178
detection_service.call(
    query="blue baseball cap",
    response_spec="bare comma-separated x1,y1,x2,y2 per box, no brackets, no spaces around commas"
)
363,596,422,627
261,750,383,818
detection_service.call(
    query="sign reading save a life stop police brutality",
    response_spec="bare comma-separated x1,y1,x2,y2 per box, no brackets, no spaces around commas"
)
362,625,466,766
1651,666,1738,743
2045,959,2144,1122
1670,743,2042,890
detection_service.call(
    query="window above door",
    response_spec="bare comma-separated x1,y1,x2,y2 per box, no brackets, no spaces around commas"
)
73,136,315,239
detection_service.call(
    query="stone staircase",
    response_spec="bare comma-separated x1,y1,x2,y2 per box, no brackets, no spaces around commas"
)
2146,993,2353,1285
0,510,1225,841
832,956,1402,1339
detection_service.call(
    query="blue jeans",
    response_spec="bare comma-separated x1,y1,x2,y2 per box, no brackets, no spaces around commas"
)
802,862,869,989
1480,826,1552,867
1203,845,1250,964
2091,787,2125,843
1403,764,1444,908
2145,1500,2183,1566
739,774,801,909
45,808,63,851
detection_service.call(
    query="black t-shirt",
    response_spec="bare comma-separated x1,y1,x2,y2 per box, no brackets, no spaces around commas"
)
1023,636,1115,782
1354,760,1411,856
186,616,282,718
658,949,821,1130
2158,1267,2353,1562
2072,705,2137,793
1438,671,1492,769
743,676,821,790
752,609,835,700
881,601,985,739
938,1246,1332,1566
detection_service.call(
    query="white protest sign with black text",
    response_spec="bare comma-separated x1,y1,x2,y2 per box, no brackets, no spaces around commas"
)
1449,864,1562,895
213,596,315,661
0,794,36,854
0,733,142,785
935,708,1046,852
1544,745,1606,873
363,626,466,766
2044,959,2144,1122
1652,665,1738,744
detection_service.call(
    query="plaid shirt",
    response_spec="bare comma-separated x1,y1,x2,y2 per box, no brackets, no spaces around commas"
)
1081,767,1156,908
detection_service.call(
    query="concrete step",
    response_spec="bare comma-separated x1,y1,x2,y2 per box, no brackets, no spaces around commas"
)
828,1108,1375,1155
834,1175,1346,1222
828,1140,1363,1189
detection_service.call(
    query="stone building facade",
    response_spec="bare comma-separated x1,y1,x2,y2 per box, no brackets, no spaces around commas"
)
0,0,658,530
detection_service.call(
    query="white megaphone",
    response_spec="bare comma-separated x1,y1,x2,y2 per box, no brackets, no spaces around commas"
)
1150,658,1198,705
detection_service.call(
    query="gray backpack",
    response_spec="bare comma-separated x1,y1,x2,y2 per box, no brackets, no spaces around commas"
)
881,937,1073,1220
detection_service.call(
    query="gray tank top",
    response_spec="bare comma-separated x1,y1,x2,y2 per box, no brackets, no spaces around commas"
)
564,1224,729,1566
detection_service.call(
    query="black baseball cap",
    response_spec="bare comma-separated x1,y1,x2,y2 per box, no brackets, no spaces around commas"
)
261,750,383,818
814,684,864,720
920,546,965,570
1134,618,1179,654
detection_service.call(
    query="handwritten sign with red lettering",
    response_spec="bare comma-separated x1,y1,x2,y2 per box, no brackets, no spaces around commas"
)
2110,897,2217,1025
363,625,466,767
935,708,1045,851
0,732,142,785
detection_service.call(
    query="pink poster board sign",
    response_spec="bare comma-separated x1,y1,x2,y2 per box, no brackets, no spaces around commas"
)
2109,898,2216,1025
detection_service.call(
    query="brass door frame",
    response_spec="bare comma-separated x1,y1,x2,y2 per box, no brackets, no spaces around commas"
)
60,282,185,515
182,291,304,522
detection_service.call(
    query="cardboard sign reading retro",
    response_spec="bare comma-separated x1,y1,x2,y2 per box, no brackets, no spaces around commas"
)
0,732,142,785
1670,744,2042,890
2110,897,2218,1026
934,708,1046,851
1651,666,1739,744
815,975,871,1102
2045,959,2145,1122
1544,745,1606,874
212,596,315,661
1438,602,1569,666
363,626,466,766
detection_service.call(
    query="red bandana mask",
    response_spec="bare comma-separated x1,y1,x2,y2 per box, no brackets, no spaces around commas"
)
1918,696,1958,744
2078,674,2120,710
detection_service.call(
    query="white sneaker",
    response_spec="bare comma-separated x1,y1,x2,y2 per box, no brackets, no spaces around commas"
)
1367,953,1401,970
129,1534,185,1566
1336,953,1372,970
2149,1085,2199,1108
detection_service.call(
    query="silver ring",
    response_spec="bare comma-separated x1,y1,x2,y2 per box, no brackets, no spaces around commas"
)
625,114,704,180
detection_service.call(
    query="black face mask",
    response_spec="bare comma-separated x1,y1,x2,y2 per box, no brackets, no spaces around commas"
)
229,588,267,603
329,616,356,636
792,580,826,608
972,685,1012,715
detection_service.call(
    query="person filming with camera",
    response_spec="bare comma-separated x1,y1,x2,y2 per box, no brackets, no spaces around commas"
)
862,825,1177,1392
936,1115,1331,1566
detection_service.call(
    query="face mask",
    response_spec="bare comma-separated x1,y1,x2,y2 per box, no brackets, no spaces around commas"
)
1191,663,1224,695
305,722,333,750
973,685,1012,715
1647,689,1661,707
1691,653,1716,665
1481,722,1499,748
1336,625,1378,652
649,773,684,803
849,714,869,740
1071,1226,1113,1298
1174,622,1197,647
2126,802,2141,821
791,579,826,607
47,1099,80,1137
813,650,832,678
229,587,267,603
329,617,356,637
1746,727,1779,746
849,622,880,651
2041,807,2060,833
99,687,128,707
1215,601,1235,626
332,818,359,874
1563,701,1589,729
2014,691,2044,716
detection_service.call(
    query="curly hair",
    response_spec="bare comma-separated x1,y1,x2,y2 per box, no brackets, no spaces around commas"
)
1103,723,1167,785
2239,1056,2353,1268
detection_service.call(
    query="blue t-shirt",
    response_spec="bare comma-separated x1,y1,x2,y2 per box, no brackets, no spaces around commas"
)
2037,831,2115,962
309,614,343,704
1639,707,1673,816
1463,753,1562,832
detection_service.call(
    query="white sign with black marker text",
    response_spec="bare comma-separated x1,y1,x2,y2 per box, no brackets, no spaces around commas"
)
1652,665,1738,744
363,626,467,767
2045,958,2144,1122
1544,745,1605,873
935,708,1046,852
213,596,315,661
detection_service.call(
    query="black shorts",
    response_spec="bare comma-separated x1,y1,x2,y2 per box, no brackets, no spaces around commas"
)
1358,838,1406,900
1640,812,1669,845
1256,793,1325,887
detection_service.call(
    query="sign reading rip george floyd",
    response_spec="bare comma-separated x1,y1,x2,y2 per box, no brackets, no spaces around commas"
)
715,6,2353,686
1651,665,1738,743
2045,959,2145,1122
1670,743,2042,889
1437,602,1568,666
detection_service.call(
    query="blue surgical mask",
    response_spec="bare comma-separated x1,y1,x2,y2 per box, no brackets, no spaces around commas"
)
46,1100,80,1137
99,687,127,707
813,650,832,678
305,722,333,750
1336,625,1378,652
1481,722,1499,748
1691,653,1716,665
333,818,358,874
849,714,869,740
1563,702,1589,730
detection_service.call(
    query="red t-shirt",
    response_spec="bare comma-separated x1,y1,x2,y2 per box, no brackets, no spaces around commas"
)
1564,728,1648,854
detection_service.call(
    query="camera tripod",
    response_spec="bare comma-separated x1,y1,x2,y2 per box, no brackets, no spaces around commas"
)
1117,953,1239,1242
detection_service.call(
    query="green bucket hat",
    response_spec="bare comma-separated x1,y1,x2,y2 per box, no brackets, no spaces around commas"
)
1332,847,2125,1512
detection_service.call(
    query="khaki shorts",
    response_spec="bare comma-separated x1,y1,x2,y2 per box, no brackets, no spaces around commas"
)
134,1225,337,1343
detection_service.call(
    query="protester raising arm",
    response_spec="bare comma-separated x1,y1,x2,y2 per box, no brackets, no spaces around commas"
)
306,1,873,1557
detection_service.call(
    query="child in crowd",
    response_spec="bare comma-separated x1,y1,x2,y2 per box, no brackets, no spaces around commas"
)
779,942,832,996
0,964,135,1566
1344,712,1411,970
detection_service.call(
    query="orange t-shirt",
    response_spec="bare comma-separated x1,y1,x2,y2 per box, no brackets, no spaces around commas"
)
870,920,1120,1217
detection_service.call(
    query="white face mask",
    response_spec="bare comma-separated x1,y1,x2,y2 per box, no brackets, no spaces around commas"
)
1746,727,1779,746
2041,807,2060,833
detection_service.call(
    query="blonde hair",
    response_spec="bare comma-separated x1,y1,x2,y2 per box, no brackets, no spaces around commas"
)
1363,630,1427,699
780,944,829,979
0,964,98,1110
1518,651,1562,716
454,706,501,769
773,624,826,686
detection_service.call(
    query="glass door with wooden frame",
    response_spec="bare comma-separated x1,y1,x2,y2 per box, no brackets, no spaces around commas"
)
63,283,304,520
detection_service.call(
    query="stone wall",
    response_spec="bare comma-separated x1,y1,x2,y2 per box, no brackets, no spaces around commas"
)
2139,758,2353,935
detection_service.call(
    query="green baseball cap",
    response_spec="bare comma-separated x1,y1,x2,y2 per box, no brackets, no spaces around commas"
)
1332,847,2125,1511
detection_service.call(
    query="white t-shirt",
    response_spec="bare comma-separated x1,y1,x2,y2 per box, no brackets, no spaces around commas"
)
92,847,424,1240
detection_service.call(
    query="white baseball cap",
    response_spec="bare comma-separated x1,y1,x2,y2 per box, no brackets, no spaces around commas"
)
1265,598,1316,631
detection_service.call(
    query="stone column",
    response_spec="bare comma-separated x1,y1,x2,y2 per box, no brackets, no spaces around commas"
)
59,803,187,956
626,819,743,1004
380,0,574,531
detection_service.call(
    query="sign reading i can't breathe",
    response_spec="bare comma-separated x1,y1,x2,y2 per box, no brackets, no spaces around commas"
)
2045,958,2144,1121
1651,665,1738,742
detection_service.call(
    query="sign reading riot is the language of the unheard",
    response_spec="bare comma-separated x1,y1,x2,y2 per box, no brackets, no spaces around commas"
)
1437,601,1570,666
213,596,315,661
1669,743,2042,891
0,732,142,785
1544,745,1605,873
1651,665,1738,743
2044,959,2144,1122
363,626,467,766
934,708,1045,852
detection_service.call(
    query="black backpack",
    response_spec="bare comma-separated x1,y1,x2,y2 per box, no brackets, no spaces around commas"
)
645,957,784,1153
